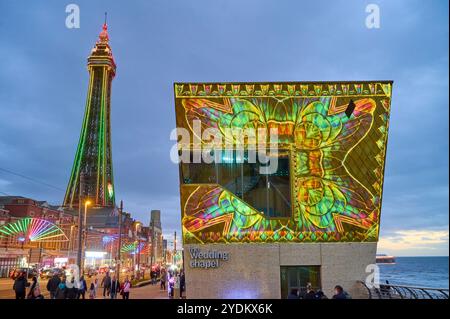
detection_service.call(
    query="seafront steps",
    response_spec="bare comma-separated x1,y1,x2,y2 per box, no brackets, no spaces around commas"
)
356,280,449,299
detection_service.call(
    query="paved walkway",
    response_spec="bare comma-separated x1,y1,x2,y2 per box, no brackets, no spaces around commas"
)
96,282,169,299
0,277,170,299
130,283,169,299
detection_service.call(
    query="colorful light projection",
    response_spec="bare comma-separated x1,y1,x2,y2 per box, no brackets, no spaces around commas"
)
102,234,119,246
120,241,149,255
174,82,392,243
0,218,69,242
120,241,137,253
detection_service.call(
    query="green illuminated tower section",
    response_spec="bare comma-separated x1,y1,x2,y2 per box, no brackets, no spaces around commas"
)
63,23,116,208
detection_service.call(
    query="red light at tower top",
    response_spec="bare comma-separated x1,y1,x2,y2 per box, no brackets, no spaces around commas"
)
99,23,109,43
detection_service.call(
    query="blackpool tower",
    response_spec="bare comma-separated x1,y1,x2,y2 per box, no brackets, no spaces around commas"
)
63,22,116,208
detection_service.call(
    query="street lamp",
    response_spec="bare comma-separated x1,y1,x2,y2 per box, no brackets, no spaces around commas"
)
82,200,91,270
67,224,75,258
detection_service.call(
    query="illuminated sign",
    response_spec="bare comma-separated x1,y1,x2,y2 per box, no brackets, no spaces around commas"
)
189,248,229,269
85,251,107,258
54,257,68,263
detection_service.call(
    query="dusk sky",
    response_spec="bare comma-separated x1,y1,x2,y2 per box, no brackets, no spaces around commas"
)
0,0,448,255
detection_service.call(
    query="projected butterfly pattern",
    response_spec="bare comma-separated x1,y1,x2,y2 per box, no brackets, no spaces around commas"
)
176,83,391,243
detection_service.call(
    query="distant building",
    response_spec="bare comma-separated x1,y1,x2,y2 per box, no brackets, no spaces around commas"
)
150,210,163,265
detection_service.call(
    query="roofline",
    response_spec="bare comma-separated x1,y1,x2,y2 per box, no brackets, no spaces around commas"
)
173,80,394,85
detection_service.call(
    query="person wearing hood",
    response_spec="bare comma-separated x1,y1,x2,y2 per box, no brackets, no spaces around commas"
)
27,276,39,299
46,273,61,299
13,271,30,299
55,278,67,299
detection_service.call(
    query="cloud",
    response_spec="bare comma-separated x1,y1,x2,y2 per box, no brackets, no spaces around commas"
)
0,0,448,256
378,229,449,256
0,178,11,189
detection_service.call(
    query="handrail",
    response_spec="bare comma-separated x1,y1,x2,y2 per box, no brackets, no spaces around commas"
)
379,283,449,291
356,280,449,299
357,280,373,299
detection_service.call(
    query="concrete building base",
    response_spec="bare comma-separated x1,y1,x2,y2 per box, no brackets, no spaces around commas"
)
184,242,377,299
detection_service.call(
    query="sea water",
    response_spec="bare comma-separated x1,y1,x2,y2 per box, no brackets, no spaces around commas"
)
379,256,449,288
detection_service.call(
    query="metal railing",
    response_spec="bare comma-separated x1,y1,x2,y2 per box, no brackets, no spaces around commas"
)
357,280,449,299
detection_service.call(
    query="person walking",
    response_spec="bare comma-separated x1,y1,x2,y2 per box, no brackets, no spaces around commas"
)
46,273,61,299
179,270,185,298
55,279,67,299
121,276,131,300
101,272,111,298
89,278,98,299
110,275,120,299
66,277,78,299
77,275,87,299
13,271,29,299
27,276,39,299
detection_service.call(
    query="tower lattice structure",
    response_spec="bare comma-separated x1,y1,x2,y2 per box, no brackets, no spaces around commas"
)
63,23,116,208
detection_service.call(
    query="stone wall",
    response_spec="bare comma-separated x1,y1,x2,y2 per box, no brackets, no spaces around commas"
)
184,242,377,299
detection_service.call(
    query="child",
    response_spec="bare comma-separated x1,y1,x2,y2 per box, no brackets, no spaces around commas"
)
89,282,96,299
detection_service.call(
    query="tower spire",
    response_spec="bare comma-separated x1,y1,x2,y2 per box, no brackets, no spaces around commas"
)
98,15,109,43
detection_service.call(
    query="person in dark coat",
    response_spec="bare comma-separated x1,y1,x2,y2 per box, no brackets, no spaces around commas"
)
101,272,112,298
332,285,348,299
110,276,121,299
287,288,299,299
314,290,328,299
66,277,78,299
77,276,87,299
179,270,185,298
46,273,61,299
13,272,29,299
55,280,67,299
303,283,316,299
27,276,38,299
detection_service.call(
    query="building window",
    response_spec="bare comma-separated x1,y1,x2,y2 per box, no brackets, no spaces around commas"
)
181,149,292,218
280,266,321,299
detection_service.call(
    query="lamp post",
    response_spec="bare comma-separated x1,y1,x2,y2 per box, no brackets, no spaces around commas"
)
116,200,123,281
76,173,85,272
82,200,91,271
67,224,75,258
173,231,177,266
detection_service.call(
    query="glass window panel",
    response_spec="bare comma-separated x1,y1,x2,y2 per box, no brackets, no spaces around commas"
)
267,154,291,218
181,149,292,218
280,266,322,299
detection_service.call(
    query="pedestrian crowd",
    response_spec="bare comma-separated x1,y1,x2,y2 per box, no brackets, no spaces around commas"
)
287,283,352,299
99,272,132,299
12,270,133,299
